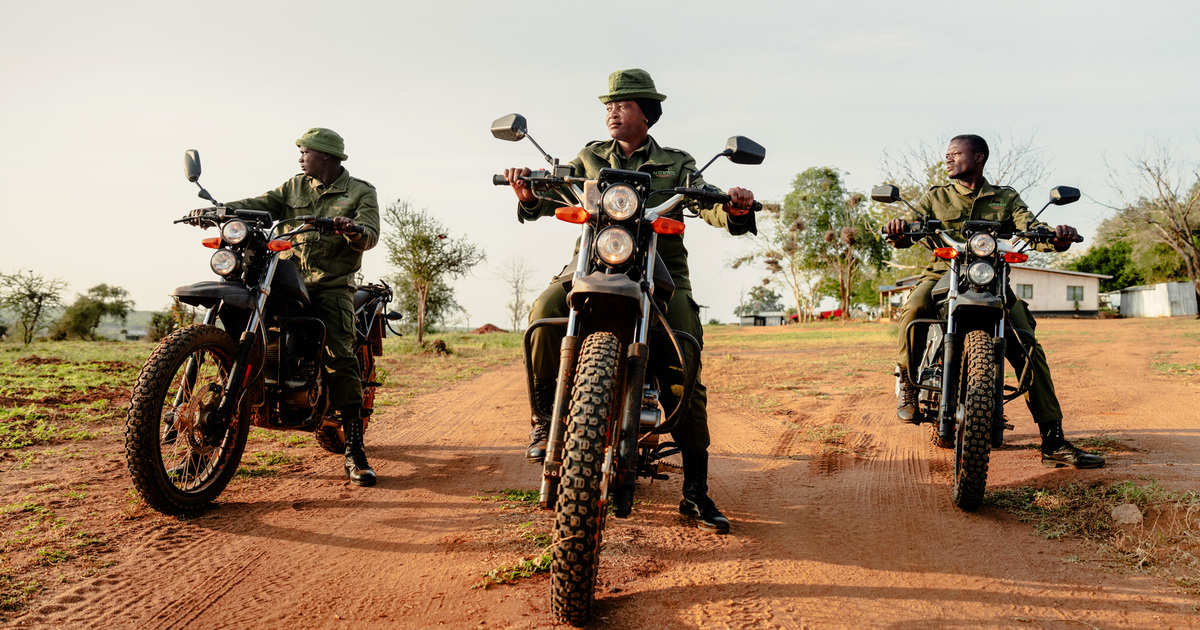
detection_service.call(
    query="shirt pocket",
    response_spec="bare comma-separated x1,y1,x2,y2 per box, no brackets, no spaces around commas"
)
932,205,962,222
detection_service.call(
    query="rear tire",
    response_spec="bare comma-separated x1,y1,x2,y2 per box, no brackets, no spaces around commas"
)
125,324,251,515
550,332,621,627
951,329,996,511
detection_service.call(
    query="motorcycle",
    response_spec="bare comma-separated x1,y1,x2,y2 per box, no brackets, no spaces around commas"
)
873,184,1082,510
124,149,402,516
491,113,764,625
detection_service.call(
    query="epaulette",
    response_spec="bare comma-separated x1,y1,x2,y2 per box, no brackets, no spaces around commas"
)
351,177,376,189
584,140,607,148
661,145,689,155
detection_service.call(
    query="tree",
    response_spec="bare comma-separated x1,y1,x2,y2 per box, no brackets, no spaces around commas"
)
390,273,461,336
383,199,484,343
0,269,68,344
1106,140,1200,306
733,284,783,317
784,167,887,320
148,298,198,342
496,257,534,331
731,202,824,322
49,284,134,340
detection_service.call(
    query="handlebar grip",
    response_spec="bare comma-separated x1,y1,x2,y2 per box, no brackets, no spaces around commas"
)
350,224,365,234
1073,235,1085,243
749,200,763,213
493,174,508,186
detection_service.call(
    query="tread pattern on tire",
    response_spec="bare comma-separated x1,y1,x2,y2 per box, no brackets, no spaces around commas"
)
125,324,248,515
551,331,620,627
951,329,995,511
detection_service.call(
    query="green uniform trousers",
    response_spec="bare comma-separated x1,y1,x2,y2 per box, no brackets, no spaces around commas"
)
528,278,710,452
897,278,1063,425
311,288,362,411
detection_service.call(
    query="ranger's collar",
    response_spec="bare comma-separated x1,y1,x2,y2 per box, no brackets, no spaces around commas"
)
585,136,676,169
952,176,997,200
308,167,351,194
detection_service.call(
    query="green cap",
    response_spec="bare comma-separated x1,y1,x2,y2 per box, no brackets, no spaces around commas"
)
295,127,348,161
598,68,666,104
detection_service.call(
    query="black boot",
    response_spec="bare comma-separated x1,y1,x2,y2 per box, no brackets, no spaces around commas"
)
1039,422,1105,469
526,380,555,464
896,364,919,424
341,406,376,486
679,450,730,534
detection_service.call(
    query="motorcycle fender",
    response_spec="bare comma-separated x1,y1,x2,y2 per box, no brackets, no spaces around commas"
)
173,281,254,310
952,290,1003,310
567,272,642,308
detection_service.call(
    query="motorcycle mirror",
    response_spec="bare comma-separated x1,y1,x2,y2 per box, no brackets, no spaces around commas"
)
1049,186,1081,206
724,136,766,165
490,114,528,142
386,311,403,321
871,184,901,203
184,149,202,183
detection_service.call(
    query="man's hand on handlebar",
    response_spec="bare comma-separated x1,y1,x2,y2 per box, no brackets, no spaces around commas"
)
884,218,909,237
726,187,755,217
1050,224,1078,251
504,167,536,204
184,207,220,227
332,216,359,235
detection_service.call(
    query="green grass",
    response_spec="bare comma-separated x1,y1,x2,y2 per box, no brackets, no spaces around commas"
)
372,332,523,410
702,321,896,352
234,450,301,479
473,488,539,508
473,549,552,590
986,480,1200,588
800,424,851,444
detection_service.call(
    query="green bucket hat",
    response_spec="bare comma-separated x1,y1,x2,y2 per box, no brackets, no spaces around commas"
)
598,68,666,104
295,127,348,161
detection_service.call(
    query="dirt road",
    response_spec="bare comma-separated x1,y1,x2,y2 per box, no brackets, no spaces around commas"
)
9,319,1200,629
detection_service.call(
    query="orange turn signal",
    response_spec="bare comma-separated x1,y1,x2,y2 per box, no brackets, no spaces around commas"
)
1003,252,1028,263
652,217,686,235
933,247,958,260
201,237,222,249
266,240,292,252
555,207,591,224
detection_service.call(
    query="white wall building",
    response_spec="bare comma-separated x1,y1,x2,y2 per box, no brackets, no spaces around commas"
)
1007,265,1109,317
1119,282,1199,318
880,265,1110,318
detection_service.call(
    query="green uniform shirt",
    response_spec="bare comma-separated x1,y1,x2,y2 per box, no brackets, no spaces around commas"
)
904,178,1052,279
226,168,380,291
517,136,756,291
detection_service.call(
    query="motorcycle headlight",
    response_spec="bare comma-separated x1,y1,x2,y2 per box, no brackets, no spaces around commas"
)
968,233,997,257
966,261,995,285
601,184,639,221
210,249,240,276
596,227,634,265
221,220,249,245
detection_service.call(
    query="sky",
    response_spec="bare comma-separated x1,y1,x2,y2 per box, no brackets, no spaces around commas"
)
2,0,1198,327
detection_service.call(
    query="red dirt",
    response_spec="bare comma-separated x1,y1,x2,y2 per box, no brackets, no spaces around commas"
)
4,318,1200,629
470,324,509,334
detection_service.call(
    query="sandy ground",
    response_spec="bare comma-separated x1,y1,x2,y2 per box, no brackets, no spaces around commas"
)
5,318,1200,629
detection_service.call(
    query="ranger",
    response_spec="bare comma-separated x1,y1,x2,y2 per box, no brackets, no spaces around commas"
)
884,134,1104,469
193,127,382,485
503,69,758,533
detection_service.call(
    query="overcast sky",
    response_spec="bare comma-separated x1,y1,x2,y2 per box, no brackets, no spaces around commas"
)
2,1,1198,327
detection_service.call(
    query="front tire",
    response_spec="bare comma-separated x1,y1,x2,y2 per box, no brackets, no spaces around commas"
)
125,324,251,515
951,329,996,511
551,332,621,627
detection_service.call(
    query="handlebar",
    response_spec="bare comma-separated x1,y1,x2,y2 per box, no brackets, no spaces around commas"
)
177,210,364,235
881,224,1084,244
671,187,762,213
